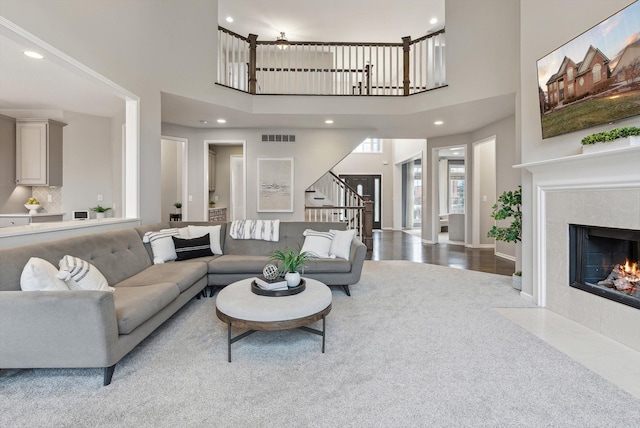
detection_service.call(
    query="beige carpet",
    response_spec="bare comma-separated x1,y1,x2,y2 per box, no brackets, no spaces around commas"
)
1,261,639,427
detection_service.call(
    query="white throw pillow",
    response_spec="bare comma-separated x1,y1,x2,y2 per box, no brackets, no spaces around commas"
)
20,257,70,291
301,229,335,258
329,229,357,260
143,228,180,264
188,225,223,255
57,255,114,292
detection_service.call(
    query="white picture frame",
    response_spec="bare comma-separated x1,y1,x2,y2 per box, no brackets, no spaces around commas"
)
257,157,294,212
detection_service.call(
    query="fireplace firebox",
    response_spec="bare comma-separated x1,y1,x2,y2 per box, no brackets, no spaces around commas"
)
569,224,640,309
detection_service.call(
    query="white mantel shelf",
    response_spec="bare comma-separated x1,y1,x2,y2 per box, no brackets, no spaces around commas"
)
514,146,640,170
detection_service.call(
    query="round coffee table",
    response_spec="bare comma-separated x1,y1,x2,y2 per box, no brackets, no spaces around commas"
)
215,277,332,362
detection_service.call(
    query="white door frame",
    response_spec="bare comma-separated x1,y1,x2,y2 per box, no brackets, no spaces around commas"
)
203,140,246,221
431,145,467,245
472,136,496,248
161,135,189,220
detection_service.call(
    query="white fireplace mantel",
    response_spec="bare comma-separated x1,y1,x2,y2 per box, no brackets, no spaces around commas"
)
515,146,640,351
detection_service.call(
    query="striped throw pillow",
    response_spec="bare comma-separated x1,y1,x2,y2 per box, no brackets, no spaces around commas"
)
143,228,180,264
301,229,336,258
172,234,213,261
57,255,114,292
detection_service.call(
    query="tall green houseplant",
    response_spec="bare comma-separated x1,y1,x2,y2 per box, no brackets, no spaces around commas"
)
487,186,522,243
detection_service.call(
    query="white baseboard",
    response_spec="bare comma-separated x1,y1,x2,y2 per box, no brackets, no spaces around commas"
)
519,291,534,303
465,243,494,249
495,252,516,261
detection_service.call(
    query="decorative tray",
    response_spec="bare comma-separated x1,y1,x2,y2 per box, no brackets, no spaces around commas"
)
251,279,306,297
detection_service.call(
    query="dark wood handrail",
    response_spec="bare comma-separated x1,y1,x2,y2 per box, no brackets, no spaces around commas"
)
410,28,446,45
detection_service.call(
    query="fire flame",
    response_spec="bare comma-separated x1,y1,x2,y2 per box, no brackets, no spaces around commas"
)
623,259,637,276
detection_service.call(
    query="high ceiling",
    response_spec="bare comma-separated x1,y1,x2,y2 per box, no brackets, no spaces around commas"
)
0,1,517,139
217,0,445,43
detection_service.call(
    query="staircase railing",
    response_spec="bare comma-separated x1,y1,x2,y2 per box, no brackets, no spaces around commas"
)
305,172,373,250
217,27,446,96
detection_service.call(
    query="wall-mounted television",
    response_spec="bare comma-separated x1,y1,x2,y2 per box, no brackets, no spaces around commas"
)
537,1,640,139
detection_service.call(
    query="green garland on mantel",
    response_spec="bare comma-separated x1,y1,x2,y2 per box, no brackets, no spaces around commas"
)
580,126,640,145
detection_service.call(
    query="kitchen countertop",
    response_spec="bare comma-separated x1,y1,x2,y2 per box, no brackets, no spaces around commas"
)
0,212,65,218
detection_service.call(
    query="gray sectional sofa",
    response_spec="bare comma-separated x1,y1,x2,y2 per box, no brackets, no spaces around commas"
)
0,221,365,385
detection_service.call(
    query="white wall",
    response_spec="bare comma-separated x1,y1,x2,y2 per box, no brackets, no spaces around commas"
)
518,0,637,298
473,138,496,247
61,111,113,217
161,123,370,221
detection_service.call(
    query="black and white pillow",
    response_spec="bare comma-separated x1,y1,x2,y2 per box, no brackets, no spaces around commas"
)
57,255,114,292
300,229,335,258
172,234,213,261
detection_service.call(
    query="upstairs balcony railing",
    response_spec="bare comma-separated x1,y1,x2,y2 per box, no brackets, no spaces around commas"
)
217,27,446,96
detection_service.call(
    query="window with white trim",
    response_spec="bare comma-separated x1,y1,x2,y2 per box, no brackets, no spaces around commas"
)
353,138,383,153
593,64,602,83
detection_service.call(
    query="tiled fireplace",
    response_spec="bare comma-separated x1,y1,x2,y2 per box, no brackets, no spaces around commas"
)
523,147,640,351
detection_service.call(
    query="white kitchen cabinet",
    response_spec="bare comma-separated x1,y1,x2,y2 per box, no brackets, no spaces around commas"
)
16,119,65,186
208,150,216,191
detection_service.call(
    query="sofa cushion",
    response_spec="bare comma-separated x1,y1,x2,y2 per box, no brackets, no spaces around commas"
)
20,257,69,291
304,258,352,273
113,283,180,334
172,234,213,261
115,261,208,293
208,255,271,274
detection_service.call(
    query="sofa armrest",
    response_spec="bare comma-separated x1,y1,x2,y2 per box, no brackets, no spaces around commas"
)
348,237,367,281
0,291,120,368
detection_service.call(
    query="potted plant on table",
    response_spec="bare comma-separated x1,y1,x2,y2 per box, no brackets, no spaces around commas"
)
90,205,112,219
174,202,182,213
487,186,522,290
270,247,308,287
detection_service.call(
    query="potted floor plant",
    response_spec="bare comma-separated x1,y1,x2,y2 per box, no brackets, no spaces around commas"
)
487,186,522,290
270,247,308,287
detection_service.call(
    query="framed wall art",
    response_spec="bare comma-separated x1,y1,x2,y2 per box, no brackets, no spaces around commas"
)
257,157,294,212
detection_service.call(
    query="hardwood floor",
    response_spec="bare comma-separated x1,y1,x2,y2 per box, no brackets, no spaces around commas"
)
366,230,515,276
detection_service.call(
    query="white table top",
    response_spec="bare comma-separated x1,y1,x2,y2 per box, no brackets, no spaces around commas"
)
216,277,332,322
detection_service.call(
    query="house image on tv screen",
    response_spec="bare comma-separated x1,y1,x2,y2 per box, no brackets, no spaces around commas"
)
537,1,640,139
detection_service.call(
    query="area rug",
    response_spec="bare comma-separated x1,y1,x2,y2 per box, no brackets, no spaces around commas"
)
1,261,639,427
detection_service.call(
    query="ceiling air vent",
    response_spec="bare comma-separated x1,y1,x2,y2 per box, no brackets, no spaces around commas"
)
261,134,296,142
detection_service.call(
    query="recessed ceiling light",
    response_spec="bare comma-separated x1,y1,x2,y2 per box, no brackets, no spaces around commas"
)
453,152,460,155
325,119,334,124
430,18,438,25
225,16,234,23
217,119,227,124
24,51,44,59
434,120,444,125
450,147,464,150
199,120,208,124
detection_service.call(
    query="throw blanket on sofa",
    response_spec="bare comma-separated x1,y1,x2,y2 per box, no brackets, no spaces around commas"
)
229,220,280,242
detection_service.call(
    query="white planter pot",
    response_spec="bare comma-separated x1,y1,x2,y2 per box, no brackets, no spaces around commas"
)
581,136,640,154
512,273,522,291
96,212,106,219
285,271,301,288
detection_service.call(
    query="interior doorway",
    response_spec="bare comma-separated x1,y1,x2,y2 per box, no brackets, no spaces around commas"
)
436,146,466,244
204,140,246,222
160,137,188,222
340,174,382,229
400,159,422,230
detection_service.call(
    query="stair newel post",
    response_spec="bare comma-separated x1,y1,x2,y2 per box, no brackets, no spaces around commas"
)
402,36,411,96
248,34,258,95
363,196,374,250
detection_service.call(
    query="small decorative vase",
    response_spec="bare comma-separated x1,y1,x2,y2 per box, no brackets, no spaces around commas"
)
285,271,301,288
96,212,106,219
